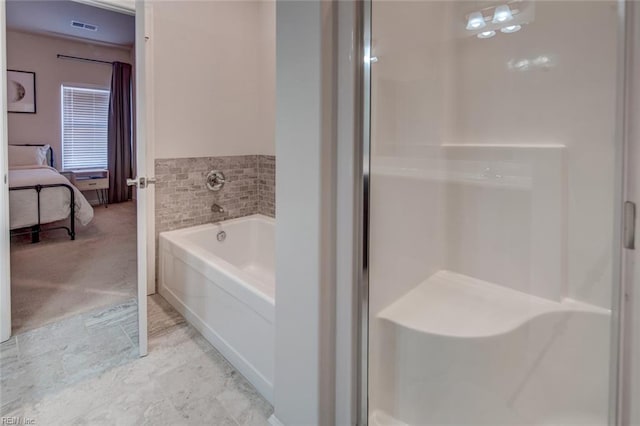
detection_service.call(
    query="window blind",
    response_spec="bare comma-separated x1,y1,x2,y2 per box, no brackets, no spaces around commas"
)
61,85,110,170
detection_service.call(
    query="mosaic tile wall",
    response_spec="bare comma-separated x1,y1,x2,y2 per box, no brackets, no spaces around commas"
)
258,155,276,218
155,155,275,237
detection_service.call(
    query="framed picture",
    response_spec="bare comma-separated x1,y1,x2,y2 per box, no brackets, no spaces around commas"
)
7,70,36,113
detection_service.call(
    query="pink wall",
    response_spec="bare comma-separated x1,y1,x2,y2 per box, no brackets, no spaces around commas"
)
6,30,133,170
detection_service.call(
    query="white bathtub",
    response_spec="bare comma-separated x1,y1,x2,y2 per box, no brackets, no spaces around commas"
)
158,214,275,402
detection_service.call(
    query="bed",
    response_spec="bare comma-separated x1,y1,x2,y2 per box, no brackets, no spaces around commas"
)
8,144,94,242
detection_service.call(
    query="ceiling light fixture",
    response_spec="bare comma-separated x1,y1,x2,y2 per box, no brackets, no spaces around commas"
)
477,30,496,39
466,11,486,30
492,5,513,24
501,24,522,33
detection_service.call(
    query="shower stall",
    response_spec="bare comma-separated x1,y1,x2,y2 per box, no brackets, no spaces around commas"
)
361,0,633,424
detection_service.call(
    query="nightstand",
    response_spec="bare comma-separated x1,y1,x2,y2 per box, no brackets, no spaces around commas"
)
70,169,109,207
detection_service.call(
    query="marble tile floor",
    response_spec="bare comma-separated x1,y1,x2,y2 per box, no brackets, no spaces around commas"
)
0,295,273,425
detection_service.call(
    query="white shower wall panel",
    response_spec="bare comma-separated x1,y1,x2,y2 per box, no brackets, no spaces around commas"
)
371,1,618,310
371,144,566,309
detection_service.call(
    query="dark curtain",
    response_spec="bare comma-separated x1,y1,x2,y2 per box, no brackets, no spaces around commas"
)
107,61,133,204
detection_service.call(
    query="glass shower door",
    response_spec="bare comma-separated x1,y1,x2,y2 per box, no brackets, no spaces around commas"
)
365,1,625,424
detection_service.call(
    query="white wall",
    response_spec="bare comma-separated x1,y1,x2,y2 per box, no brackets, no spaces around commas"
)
273,1,335,424
258,0,275,157
6,30,133,170
152,0,275,159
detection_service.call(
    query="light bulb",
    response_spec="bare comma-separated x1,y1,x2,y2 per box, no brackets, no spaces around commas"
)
533,56,550,66
477,30,496,39
501,24,521,33
492,5,513,24
466,12,486,30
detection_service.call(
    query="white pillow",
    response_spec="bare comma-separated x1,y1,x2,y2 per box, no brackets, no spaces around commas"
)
8,144,50,167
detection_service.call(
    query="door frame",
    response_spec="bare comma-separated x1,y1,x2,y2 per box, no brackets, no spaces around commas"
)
0,0,153,356
620,1,640,423
0,1,10,343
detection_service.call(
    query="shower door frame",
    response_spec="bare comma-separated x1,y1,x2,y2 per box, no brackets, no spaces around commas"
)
356,0,371,423
619,1,640,423
355,1,632,425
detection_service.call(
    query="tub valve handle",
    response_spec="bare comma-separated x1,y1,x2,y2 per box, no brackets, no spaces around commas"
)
206,170,226,191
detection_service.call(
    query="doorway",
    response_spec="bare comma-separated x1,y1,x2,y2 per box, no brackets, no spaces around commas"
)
5,0,137,333
0,0,149,355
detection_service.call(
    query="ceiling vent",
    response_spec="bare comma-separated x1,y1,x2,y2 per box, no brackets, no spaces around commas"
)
71,21,98,32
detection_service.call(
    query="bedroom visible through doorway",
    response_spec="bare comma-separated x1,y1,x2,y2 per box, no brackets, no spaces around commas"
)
5,0,137,335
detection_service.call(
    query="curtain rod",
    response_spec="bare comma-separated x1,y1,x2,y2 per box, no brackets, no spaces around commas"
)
57,54,113,65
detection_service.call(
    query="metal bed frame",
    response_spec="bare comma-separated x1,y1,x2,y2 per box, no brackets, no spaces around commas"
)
8,145,76,243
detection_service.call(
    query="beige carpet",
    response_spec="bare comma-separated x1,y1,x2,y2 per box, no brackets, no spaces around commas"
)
10,201,137,334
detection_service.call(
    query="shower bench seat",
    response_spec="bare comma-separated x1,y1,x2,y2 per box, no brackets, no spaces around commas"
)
373,270,611,425
378,270,607,338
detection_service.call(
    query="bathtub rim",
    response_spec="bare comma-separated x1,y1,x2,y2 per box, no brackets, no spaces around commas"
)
159,214,276,322
160,213,275,239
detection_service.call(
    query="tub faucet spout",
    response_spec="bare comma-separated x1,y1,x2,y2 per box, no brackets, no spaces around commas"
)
211,203,225,214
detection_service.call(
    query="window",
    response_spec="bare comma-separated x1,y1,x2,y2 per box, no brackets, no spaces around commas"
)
61,85,110,170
